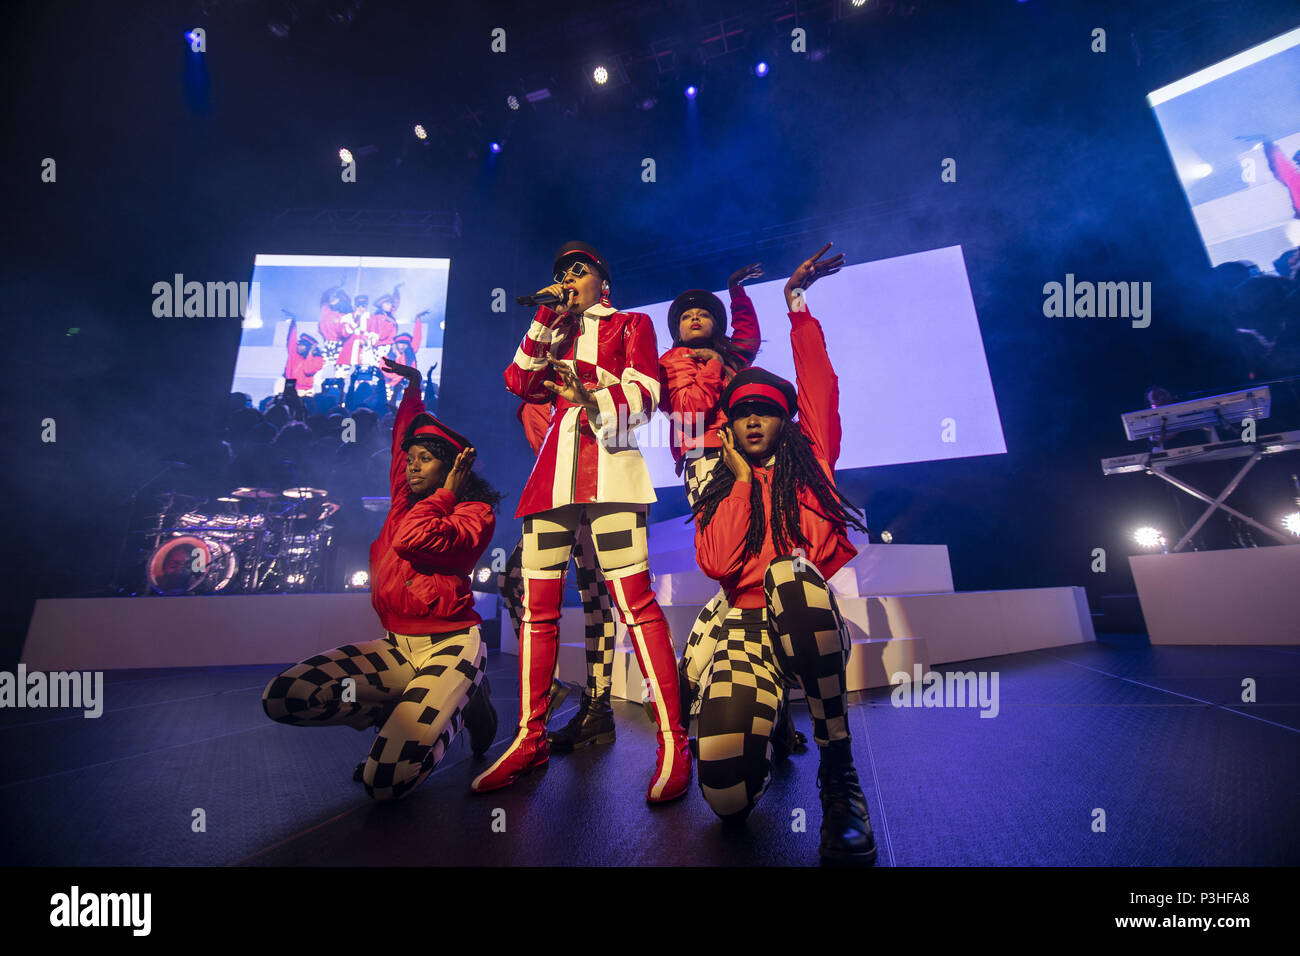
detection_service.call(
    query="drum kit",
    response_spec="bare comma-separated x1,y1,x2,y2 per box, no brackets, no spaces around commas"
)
141,487,338,595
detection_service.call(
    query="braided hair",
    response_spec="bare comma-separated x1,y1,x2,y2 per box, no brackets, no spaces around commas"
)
692,421,867,560
406,436,505,509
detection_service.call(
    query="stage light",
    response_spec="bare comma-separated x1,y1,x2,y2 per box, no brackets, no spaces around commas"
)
755,62,769,77
851,0,868,6
593,66,609,85
338,148,353,165
685,84,698,99
1189,162,1213,180
348,570,369,589
507,95,520,110
636,95,658,111
880,531,893,543
476,567,493,584
413,125,427,140
1133,526,1166,551
1282,512,1300,536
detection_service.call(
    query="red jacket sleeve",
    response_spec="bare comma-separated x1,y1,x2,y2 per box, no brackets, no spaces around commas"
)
658,346,725,417
302,354,323,377
284,319,295,376
412,318,424,352
591,311,661,445
392,490,496,572
695,480,752,580
727,286,761,366
1265,143,1300,217
791,310,842,470
389,383,425,500
517,401,551,456
504,306,567,403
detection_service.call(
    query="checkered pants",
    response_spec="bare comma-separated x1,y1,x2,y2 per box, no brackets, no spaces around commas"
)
498,512,618,699
261,628,486,802
694,556,851,818
679,447,731,711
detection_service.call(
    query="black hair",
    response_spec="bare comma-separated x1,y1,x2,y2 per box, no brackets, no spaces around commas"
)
405,436,504,509
691,420,868,559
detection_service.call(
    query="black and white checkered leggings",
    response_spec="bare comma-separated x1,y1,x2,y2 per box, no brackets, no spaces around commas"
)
498,510,618,699
692,556,852,819
261,628,486,802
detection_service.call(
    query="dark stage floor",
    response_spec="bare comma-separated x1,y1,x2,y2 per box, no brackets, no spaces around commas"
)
2,636,1297,867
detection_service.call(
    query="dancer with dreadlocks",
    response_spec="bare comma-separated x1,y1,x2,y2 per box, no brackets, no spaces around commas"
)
690,242,876,864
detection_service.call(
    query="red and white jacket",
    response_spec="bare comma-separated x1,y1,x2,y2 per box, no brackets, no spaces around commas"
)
369,385,496,635
284,319,324,393
505,302,660,519
658,285,761,472
695,305,857,609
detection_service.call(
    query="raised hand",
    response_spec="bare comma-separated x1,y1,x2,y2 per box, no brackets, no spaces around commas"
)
543,354,597,410
719,426,752,484
787,242,845,293
381,356,420,384
443,446,476,498
729,262,765,288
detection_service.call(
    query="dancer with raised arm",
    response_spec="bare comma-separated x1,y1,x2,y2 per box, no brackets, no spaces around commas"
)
261,356,502,802
691,243,876,864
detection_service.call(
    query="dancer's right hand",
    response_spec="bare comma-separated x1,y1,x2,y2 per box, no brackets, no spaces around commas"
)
536,282,573,314
719,427,752,484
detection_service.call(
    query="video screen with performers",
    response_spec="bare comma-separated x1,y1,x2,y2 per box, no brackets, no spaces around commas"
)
231,254,449,411
1148,26,1300,275
632,244,1007,488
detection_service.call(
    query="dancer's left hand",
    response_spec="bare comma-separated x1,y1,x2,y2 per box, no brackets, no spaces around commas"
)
443,446,476,498
729,262,765,288
543,355,598,411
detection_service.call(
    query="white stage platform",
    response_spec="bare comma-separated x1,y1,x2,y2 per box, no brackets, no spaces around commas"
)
1130,545,1300,645
23,517,1095,681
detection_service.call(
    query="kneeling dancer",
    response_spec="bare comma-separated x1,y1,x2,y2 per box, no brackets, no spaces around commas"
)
262,357,501,802
691,243,876,863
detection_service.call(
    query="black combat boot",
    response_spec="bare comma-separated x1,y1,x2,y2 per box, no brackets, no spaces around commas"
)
543,679,570,725
547,691,616,751
816,738,877,865
463,676,499,757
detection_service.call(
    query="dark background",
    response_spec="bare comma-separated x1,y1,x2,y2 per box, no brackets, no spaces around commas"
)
4,0,1299,663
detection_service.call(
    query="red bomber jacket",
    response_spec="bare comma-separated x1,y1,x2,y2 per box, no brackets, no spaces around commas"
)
694,307,857,609
657,285,762,473
368,385,496,635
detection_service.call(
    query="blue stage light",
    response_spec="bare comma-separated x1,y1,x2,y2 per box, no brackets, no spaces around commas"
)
755,62,769,76
685,84,698,99
490,142,501,154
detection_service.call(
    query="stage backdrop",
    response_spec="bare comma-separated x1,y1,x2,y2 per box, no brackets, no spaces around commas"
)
629,244,1007,487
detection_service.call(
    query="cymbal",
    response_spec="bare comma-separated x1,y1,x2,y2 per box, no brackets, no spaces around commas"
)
230,487,280,499
282,487,328,500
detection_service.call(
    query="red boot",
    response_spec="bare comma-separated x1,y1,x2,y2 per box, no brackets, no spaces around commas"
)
608,569,692,803
472,575,563,793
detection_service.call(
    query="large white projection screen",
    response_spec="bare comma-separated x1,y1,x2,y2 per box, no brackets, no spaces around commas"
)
630,244,1006,487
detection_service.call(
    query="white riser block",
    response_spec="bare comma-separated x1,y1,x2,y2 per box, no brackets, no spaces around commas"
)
1131,545,1300,645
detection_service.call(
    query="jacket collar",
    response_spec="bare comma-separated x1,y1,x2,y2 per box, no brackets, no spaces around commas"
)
583,302,617,320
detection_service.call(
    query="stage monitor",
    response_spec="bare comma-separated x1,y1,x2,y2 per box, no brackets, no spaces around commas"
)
1148,26,1300,275
630,244,1007,487
231,254,449,408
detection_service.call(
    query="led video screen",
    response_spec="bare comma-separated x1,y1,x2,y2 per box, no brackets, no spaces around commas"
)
231,254,449,407
1148,26,1300,275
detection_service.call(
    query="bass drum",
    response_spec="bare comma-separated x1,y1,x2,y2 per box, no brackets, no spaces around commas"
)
147,535,239,595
